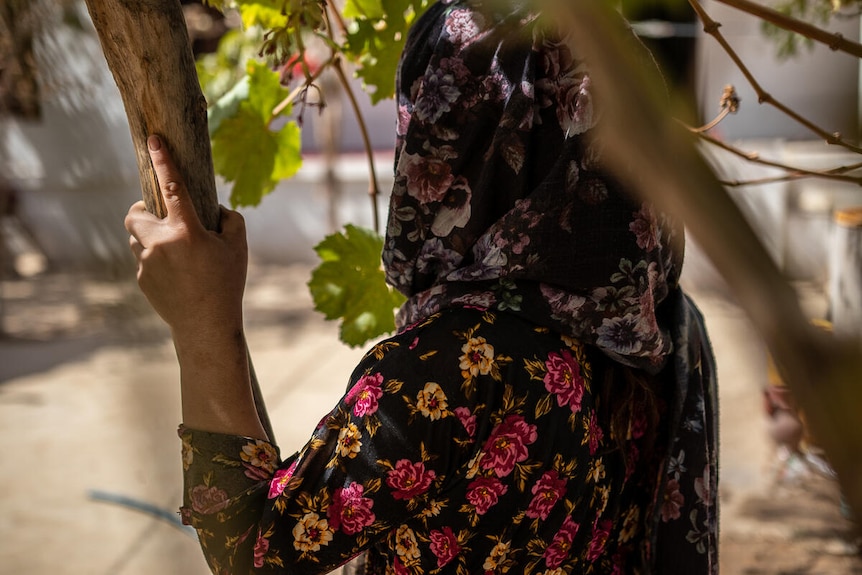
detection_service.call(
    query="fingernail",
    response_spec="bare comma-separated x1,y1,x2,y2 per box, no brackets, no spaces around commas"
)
147,135,162,151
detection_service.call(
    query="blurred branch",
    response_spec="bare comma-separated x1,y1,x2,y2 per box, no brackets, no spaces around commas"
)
550,0,862,529
714,0,862,58
689,122,862,186
689,0,862,154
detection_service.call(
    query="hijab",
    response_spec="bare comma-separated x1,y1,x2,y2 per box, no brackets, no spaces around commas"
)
382,0,683,371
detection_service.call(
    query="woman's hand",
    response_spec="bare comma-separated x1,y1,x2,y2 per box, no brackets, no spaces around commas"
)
124,135,248,340
125,135,267,439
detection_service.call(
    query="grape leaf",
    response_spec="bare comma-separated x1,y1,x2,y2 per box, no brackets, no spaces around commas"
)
309,225,405,347
344,0,385,20
209,60,302,207
344,0,431,102
238,2,287,30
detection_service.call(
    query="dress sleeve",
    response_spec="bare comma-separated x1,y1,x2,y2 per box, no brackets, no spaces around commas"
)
178,330,477,575
179,427,291,573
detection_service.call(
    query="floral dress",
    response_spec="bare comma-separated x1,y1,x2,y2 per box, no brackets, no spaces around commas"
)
180,1,718,573
182,307,692,574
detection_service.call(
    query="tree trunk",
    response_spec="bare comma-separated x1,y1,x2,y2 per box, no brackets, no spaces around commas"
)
83,0,273,439
83,0,219,231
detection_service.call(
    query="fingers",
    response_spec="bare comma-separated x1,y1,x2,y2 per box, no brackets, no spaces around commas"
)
219,206,246,238
147,135,201,229
129,235,144,260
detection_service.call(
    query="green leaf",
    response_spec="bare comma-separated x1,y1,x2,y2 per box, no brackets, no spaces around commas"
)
344,0,431,102
209,60,302,207
208,75,250,136
344,0,385,20
237,1,287,30
308,225,406,347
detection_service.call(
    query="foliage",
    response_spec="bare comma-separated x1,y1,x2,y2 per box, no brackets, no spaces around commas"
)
761,0,861,58
197,0,431,346
208,59,302,207
308,225,406,347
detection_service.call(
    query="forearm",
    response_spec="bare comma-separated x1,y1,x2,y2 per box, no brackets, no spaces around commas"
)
173,323,269,441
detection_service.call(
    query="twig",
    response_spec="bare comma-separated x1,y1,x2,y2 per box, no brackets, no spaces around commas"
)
271,56,334,118
714,0,862,59
325,0,350,39
689,0,862,155
692,84,739,133
331,57,381,233
688,124,862,186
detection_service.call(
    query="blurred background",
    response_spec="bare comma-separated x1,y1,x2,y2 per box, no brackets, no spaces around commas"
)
1,0,861,572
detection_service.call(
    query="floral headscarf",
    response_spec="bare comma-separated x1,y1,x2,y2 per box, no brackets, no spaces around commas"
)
383,0,683,371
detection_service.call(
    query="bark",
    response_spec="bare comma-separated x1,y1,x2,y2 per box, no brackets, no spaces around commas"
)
83,0,219,231
84,0,273,440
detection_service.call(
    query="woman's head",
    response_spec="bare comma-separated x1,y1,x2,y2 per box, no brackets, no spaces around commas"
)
383,0,681,370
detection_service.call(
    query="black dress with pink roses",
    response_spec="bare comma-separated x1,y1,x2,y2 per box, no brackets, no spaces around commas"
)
179,0,718,573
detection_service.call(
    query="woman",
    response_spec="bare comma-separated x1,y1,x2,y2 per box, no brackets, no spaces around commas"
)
125,0,717,573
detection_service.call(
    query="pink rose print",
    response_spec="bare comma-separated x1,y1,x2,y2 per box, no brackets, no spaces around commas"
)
346,373,384,417
189,484,229,514
630,409,648,440
586,519,612,562
480,415,538,477
630,204,659,252
466,476,508,515
268,460,298,499
400,151,455,204
253,532,270,568
661,478,684,522
526,470,567,520
543,349,586,413
327,482,376,535
386,459,436,501
543,516,580,569
585,409,604,456
429,526,461,568
454,406,477,437
391,557,409,575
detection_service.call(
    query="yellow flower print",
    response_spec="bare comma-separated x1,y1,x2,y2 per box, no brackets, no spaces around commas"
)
619,505,641,543
416,382,449,420
337,423,363,458
587,457,605,483
459,336,495,377
240,440,278,473
181,434,194,472
592,484,611,515
420,498,446,518
394,525,421,561
465,453,481,479
482,540,511,572
292,512,333,553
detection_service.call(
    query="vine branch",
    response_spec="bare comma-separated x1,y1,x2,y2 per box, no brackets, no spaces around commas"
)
714,0,862,58
688,0,862,155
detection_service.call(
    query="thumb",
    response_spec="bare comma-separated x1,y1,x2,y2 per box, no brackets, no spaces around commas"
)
148,135,200,227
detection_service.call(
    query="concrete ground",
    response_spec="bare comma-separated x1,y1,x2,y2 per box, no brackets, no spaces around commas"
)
0,263,857,574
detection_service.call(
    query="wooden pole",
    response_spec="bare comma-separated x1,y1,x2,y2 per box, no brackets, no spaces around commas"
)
83,0,219,231
84,0,274,440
